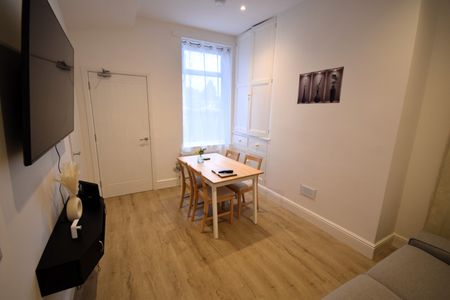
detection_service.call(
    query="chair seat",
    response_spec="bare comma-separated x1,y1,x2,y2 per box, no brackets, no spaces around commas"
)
185,176,202,188
227,180,252,193
194,176,202,188
199,186,234,200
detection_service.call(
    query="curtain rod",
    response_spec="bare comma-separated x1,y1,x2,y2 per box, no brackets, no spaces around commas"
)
181,38,231,51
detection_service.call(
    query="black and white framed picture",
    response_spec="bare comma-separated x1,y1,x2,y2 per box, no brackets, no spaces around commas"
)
297,73,312,103
298,66,344,104
324,67,344,103
310,71,326,103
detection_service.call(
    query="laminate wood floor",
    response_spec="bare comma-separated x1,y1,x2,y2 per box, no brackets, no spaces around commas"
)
79,187,393,300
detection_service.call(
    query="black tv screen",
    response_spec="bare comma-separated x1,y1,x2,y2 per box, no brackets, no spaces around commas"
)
22,0,74,166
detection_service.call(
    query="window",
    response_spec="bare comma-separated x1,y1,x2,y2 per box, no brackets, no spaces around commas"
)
181,39,232,149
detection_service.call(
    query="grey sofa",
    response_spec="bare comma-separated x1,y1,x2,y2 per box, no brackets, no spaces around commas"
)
324,231,450,299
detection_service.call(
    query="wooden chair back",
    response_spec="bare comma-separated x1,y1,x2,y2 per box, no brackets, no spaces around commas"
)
225,149,240,161
181,160,196,194
178,159,196,210
244,154,263,170
179,160,189,184
189,166,208,199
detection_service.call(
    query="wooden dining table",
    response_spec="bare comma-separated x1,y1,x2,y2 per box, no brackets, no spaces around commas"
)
177,153,263,239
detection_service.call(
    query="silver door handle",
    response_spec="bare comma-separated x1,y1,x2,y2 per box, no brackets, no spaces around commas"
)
139,137,149,141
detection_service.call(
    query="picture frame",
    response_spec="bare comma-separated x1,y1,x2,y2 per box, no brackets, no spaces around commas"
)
297,66,344,104
310,71,326,103
324,67,344,103
297,73,312,103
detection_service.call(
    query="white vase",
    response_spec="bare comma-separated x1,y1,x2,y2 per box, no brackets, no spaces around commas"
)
66,195,83,221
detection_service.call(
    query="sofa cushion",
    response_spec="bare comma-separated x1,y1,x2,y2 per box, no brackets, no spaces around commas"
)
409,231,450,264
323,274,400,300
368,245,450,300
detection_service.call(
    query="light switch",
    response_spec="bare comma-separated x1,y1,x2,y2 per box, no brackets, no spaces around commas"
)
0,246,3,262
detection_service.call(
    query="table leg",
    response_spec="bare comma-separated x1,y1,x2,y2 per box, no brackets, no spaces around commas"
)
253,176,258,224
212,186,219,239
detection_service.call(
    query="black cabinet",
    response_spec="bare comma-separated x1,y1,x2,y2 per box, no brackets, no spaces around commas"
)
36,197,105,297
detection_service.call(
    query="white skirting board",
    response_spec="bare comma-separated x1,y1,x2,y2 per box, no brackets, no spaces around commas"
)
258,184,406,259
392,233,408,248
155,177,178,190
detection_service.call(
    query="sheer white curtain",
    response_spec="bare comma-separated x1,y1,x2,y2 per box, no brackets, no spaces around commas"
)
181,39,231,151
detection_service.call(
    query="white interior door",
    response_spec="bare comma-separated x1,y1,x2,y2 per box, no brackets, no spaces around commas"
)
88,72,153,197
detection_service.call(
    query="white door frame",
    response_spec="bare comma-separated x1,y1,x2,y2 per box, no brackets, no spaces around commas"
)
80,67,155,196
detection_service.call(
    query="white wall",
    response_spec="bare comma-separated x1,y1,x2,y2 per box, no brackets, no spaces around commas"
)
265,0,421,243
69,18,235,189
375,0,447,241
395,0,450,239
0,0,74,299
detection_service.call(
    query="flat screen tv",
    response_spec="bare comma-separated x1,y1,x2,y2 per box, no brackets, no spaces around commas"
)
21,0,74,166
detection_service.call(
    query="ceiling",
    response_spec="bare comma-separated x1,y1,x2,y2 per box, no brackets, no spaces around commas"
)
58,0,303,35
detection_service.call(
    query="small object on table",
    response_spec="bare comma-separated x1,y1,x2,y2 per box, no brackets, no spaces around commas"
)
57,162,83,221
197,147,207,163
218,169,234,174
203,157,211,160
66,196,82,221
212,169,237,178
70,219,82,239
78,180,101,207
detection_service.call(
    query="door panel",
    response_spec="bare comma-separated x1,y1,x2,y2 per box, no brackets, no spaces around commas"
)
88,72,152,197
234,85,249,133
236,32,253,86
252,21,276,81
249,82,272,137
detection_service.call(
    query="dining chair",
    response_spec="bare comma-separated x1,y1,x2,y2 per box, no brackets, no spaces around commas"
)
178,160,201,218
178,160,191,207
188,166,234,232
186,164,202,220
227,154,263,219
225,149,240,161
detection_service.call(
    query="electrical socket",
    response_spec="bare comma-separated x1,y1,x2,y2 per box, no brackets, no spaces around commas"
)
300,184,317,200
